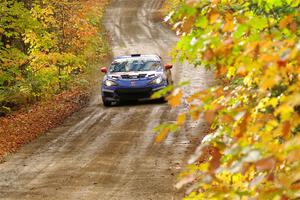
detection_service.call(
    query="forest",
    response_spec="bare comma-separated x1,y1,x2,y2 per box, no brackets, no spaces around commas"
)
0,0,109,115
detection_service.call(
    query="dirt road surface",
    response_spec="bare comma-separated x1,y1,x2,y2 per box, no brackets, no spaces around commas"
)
0,0,214,199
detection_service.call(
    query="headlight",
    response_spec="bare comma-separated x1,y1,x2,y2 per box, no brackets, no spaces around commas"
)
104,79,118,87
150,76,163,85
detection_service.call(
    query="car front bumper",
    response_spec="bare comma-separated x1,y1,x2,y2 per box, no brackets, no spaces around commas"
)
102,85,167,102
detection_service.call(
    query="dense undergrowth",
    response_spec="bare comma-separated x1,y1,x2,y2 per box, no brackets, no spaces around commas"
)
0,0,110,115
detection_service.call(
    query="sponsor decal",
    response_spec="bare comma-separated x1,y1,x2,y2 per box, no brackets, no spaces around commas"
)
130,81,136,86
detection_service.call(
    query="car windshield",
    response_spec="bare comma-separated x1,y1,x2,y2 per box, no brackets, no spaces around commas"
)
109,58,162,73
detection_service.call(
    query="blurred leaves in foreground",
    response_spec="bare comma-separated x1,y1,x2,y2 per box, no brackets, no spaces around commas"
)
159,0,300,199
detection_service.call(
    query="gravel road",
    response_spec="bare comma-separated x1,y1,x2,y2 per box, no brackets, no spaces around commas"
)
0,0,214,199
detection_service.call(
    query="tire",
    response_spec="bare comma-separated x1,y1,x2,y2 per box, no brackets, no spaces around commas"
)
158,97,167,103
102,97,111,107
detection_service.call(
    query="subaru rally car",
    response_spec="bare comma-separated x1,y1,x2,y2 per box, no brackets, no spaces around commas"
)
100,54,173,106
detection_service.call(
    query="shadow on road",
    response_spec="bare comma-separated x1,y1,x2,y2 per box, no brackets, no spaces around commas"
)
106,99,167,107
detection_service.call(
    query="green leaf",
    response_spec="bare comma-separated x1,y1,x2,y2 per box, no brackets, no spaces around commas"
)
249,16,268,31
233,24,248,39
195,16,208,29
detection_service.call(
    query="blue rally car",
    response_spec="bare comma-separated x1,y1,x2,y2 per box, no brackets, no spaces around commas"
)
100,54,173,106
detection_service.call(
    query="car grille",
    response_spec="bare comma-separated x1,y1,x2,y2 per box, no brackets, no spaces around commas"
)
121,74,147,79
116,88,152,100
103,91,114,98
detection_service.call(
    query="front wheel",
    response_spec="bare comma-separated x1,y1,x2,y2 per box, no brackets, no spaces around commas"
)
158,97,167,103
102,97,112,107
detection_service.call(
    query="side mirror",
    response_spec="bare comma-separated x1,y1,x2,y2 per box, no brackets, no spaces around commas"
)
164,64,173,70
100,67,107,73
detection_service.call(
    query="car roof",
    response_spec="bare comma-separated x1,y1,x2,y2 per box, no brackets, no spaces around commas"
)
113,54,161,62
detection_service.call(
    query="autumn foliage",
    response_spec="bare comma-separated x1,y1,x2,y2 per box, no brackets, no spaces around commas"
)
160,0,300,199
0,0,109,114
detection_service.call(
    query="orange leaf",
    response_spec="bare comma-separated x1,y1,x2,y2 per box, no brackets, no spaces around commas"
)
290,21,297,32
209,146,222,172
212,0,220,4
291,180,300,190
187,91,205,103
182,17,195,33
221,115,233,123
234,112,249,138
217,66,227,76
215,88,224,97
167,88,183,107
277,59,287,67
279,15,293,29
191,108,201,121
255,157,276,171
261,54,276,62
204,110,215,123
15,76,22,81
287,150,300,163
186,0,198,6
204,48,214,60
282,121,291,138
236,66,247,76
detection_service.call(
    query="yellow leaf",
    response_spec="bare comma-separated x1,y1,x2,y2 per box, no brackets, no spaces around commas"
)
223,14,235,32
155,127,169,143
209,10,220,23
227,66,236,79
176,113,186,126
275,104,293,121
190,106,201,120
260,65,281,90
